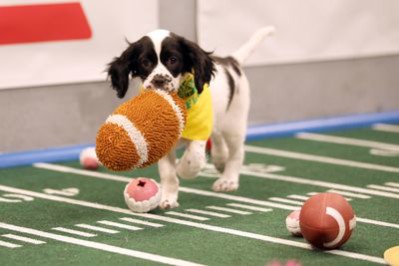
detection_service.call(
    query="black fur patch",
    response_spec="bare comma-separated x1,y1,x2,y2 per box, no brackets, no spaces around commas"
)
107,36,157,98
224,68,235,111
213,56,242,76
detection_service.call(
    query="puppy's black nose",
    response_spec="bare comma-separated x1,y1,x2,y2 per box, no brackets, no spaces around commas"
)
151,74,167,87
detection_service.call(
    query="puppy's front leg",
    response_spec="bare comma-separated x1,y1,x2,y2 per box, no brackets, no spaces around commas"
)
176,140,207,179
158,151,180,209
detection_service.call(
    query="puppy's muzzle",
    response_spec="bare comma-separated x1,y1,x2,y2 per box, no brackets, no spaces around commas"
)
150,74,172,90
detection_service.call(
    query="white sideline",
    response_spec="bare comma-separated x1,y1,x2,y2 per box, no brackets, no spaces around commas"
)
269,197,304,206
326,190,370,199
0,222,203,266
244,145,399,173
0,185,386,264
296,132,399,151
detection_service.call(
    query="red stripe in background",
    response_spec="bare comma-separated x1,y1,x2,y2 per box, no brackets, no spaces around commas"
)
0,2,92,45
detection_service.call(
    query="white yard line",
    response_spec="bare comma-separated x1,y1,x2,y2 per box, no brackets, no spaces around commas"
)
165,211,209,221
356,218,399,229
269,197,304,206
119,218,164,228
29,164,399,228
244,145,399,174
0,185,387,264
367,185,399,193
0,239,21,248
287,195,309,201
206,206,252,215
0,222,204,266
52,227,97,237
237,169,399,200
75,224,119,234
226,203,272,213
35,162,399,200
296,132,399,151
326,190,370,199
373,123,399,133
97,221,142,231
2,234,46,244
385,182,399,188
185,209,231,218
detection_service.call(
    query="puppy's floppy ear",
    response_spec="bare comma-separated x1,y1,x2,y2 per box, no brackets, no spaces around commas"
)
107,41,141,98
178,36,215,94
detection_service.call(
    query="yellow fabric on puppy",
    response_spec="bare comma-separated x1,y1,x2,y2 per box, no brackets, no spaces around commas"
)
178,73,213,141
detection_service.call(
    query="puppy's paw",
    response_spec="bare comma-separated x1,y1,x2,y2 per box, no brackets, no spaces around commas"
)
212,179,239,192
159,199,179,209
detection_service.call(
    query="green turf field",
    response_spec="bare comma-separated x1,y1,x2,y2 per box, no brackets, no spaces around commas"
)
1,123,399,265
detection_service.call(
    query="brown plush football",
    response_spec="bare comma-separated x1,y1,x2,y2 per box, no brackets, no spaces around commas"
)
299,193,356,250
96,90,186,171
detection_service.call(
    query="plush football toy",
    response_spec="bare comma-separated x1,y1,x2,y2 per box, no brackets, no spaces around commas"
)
96,90,186,171
300,193,356,250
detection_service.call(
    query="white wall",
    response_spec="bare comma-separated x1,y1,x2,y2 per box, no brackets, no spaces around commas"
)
198,0,399,66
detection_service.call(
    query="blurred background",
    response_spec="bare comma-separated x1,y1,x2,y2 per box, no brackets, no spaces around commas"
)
0,0,399,153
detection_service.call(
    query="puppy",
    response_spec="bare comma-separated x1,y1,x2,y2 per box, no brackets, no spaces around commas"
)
108,27,275,209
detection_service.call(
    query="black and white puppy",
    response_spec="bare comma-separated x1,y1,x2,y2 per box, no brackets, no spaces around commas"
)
108,27,275,209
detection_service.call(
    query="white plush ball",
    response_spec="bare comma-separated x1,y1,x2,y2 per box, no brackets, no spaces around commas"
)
286,210,302,236
79,147,101,170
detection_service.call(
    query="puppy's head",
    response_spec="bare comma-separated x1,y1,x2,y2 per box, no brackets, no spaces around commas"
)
108,29,215,98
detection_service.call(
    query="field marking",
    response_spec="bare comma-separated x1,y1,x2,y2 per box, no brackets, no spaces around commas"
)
75,224,119,234
226,203,273,213
326,190,370,199
0,197,20,203
287,195,309,201
244,145,399,174
52,227,97,237
373,123,399,133
269,197,304,206
185,209,231,218
206,206,252,215
385,182,399,188
2,234,45,244
165,211,209,221
119,218,164,228
28,164,399,228
0,222,203,266
367,185,399,193
0,239,21,248
296,132,399,151
97,221,142,231
0,185,387,264
34,161,399,200
201,163,399,200
355,218,399,229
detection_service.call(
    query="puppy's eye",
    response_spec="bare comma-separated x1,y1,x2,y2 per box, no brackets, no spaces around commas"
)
141,59,152,68
168,56,178,65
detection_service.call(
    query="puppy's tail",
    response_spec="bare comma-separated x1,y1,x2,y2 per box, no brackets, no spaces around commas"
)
231,26,275,65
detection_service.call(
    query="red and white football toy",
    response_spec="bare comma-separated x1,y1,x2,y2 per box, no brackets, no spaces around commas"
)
300,192,356,250
124,178,161,213
285,209,302,236
79,147,101,170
